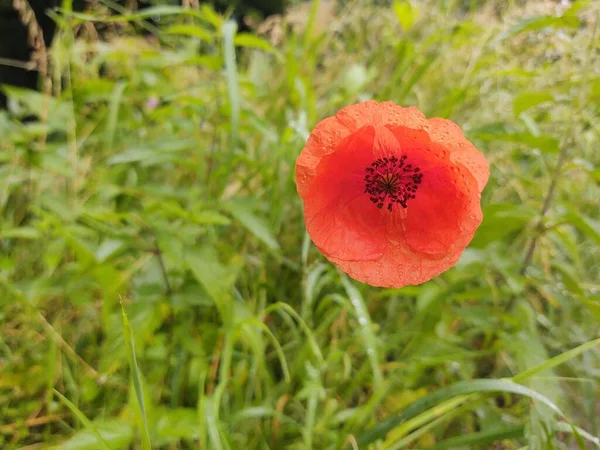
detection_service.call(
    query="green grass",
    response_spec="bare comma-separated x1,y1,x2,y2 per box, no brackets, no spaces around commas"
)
1,0,600,448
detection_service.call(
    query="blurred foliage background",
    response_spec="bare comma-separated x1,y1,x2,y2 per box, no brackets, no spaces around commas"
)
1,0,600,448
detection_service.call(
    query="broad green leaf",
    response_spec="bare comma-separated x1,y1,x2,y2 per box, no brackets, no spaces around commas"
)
155,407,199,439
191,210,232,226
58,420,132,450
470,203,537,248
234,33,277,54
471,124,560,152
164,24,213,42
513,92,555,116
0,227,41,239
200,3,224,28
65,235,97,266
558,210,600,246
392,1,418,32
185,246,241,318
222,198,280,251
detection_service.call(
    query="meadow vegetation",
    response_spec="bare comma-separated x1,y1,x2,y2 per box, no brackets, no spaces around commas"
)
1,0,599,448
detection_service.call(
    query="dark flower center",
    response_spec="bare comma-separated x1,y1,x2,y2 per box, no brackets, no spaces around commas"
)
363,155,423,211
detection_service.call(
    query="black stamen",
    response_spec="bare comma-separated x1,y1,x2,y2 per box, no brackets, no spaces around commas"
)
363,156,423,212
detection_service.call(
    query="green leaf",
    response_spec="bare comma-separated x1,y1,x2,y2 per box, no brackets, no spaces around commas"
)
65,5,207,22
58,420,133,450
397,51,438,103
340,276,383,391
471,203,537,248
234,33,277,54
0,227,41,239
164,24,213,42
428,425,525,449
495,14,581,42
513,92,555,116
106,139,194,165
54,391,113,450
392,0,418,32
222,20,239,151
471,124,560,152
185,246,241,318
155,408,199,439
191,210,232,226
558,209,600,246
3,86,70,131
200,3,224,28
120,302,152,450
513,337,600,383
65,235,97,266
555,422,600,448
222,198,280,251
104,82,127,154
355,379,565,446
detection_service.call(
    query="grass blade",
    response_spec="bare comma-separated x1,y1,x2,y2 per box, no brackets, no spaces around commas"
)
104,81,126,154
341,275,383,391
222,20,239,151
120,301,152,450
355,379,565,446
54,390,112,450
428,425,525,449
513,337,600,383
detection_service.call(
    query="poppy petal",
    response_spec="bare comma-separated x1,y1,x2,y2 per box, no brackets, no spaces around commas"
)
296,115,352,198
303,126,388,261
424,118,489,192
401,163,481,255
336,100,427,130
325,244,462,288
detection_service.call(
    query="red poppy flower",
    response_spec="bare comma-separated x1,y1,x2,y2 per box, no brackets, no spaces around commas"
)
295,101,489,288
